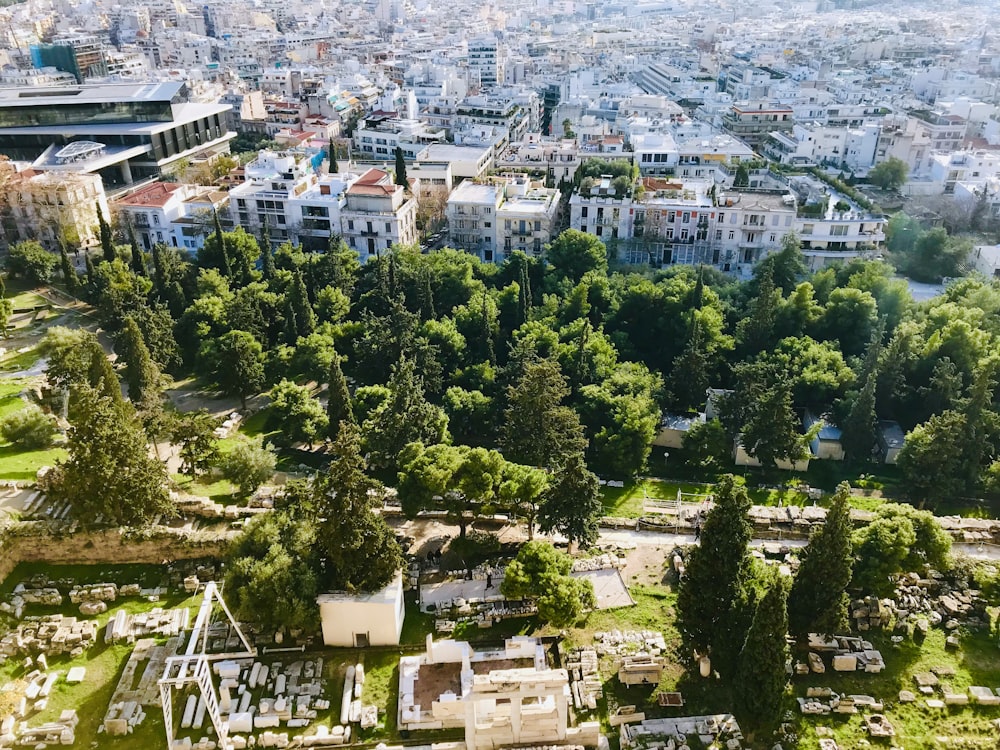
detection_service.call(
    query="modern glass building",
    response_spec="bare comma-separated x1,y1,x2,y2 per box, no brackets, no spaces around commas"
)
0,82,235,188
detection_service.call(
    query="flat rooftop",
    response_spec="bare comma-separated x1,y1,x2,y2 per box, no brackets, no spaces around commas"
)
0,81,185,107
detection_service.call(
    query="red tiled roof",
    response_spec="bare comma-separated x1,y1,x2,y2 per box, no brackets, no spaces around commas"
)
115,181,183,208
348,168,397,195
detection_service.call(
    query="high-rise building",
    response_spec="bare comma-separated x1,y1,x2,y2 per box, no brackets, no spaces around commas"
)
467,37,504,91
30,35,107,84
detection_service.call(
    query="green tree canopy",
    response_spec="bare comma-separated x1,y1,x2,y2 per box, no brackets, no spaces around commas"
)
500,541,595,626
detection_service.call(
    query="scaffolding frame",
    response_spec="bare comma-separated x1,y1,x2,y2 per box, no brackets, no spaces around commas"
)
158,582,256,750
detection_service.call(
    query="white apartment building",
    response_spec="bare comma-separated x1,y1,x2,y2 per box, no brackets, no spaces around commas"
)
115,181,229,252
229,150,316,243
446,175,559,263
341,168,418,261
928,151,1000,195
354,115,447,160
467,37,504,90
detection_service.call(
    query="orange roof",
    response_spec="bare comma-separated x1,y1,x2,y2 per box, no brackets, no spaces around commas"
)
642,177,684,191
115,181,183,208
348,168,397,196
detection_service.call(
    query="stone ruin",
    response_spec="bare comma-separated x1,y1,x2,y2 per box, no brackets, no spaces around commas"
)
0,709,77,748
851,572,990,634
594,631,666,657
565,648,600,711
0,615,97,660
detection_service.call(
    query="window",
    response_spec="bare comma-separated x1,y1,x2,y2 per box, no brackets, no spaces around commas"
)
772,215,779,226
729,231,735,240
682,212,690,223
348,220,354,231
534,221,541,231
596,225,603,237
830,225,848,236
484,221,491,228
770,234,776,242
581,207,588,218
385,222,392,232
718,212,725,223
681,228,689,240
715,229,723,240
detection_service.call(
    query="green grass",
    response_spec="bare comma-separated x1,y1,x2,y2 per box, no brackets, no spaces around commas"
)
9,291,47,310
601,480,713,518
0,443,67,481
171,474,238,505
0,378,30,419
0,347,41,373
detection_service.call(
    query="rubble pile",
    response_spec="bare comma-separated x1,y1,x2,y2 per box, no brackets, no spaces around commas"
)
0,615,98,659
68,583,118,604
797,688,883,715
572,553,626,572
850,573,990,633
594,631,666,657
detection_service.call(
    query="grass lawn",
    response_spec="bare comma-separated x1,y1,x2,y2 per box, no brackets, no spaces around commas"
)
601,480,713,518
171,474,239,505
0,443,67,481
9,291,48,310
0,347,41,373
0,378,30,419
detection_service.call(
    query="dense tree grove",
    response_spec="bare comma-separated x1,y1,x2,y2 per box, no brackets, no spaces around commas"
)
30,214,1000,537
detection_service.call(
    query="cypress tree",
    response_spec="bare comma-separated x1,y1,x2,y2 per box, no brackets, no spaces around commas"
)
328,137,339,173
84,252,96,286
0,267,6,298
119,317,160,406
326,350,354,439
128,224,145,276
394,146,408,188
151,242,166,297
419,270,435,321
676,475,754,678
97,203,115,262
480,289,495,366
734,575,790,732
59,239,77,292
260,218,275,280
88,345,121,402
788,483,853,637
517,263,532,325
283,298,298,345
213,209,231,277
289,270,315,337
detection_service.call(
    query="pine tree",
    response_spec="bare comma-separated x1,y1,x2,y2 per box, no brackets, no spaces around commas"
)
326,350,354,438
260,218,275,280
58,239,77,292
97,203,115,262
289,270,315,337
537,452,602,549
788,483,853,637
128,224,145,276
42,388,171,527
119,317,160,406
676,475,754,678
668,318,709,412
737,264,779,355
394,146,408,188
328,137,339,173
734,575,790,732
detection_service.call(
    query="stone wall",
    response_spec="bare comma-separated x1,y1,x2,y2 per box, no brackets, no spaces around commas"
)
0,522,236,585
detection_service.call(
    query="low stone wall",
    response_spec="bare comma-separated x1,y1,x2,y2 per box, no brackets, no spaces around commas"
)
0,521,236,586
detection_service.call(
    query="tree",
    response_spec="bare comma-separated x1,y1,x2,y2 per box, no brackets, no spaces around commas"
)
546,229,607,282
733,163,750,188
0,295,10,340
900,227,970,283
42,389,171,527
225,508,318,632
683,418,731,470
840,319,885,462
59,239,78,292
499,462,548,538
788,483,853,637
326,350,354,439
269,379,328,447
314,421,404,592
501,358,587,469
852,503,950,594
362,356,448,474
501,541,595,626
537,453,602,549
118,317,160,406
0,405,58,449
128,224,145,276
734,575,789,732
6,241,58,283
737,264,780,355
288,270,316,337
328,137,339,173
171,410,218,477
868,157,908,192
676,475,753,677
219,436,277,498
394,146,408,188
897,410,968,507
97,203,115,262
202,330,265,409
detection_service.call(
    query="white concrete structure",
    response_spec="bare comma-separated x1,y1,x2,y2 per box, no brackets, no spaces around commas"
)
341,168,418,260
1,167,109,250
115,181,228,251
316,572,404,648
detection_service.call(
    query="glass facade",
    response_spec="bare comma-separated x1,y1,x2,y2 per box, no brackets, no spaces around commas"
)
0,98,174,128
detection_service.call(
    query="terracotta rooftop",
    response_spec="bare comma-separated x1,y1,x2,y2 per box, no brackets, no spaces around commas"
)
347,168,397,196
115,181,184,208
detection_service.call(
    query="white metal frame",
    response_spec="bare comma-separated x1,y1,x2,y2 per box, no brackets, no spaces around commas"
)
158,582,256,750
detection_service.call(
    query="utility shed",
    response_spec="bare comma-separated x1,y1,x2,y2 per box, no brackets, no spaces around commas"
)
317,572,405,647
